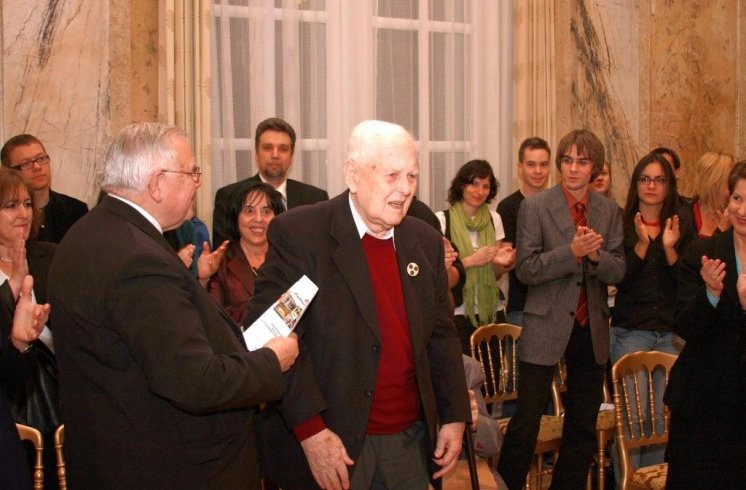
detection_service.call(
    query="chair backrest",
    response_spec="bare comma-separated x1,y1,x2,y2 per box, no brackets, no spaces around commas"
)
611,351,677,486
470,323,521,406
16,423,44,490
55,424,67,490
551,357,611,417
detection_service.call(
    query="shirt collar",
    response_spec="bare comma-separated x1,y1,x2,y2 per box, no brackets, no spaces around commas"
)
348,194,396,243
259,173,288,206
108,193,163,233
560,184,590,209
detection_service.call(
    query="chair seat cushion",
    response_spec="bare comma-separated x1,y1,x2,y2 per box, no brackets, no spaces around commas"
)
632,463,667,489
596,409,615,431
497,415,563,445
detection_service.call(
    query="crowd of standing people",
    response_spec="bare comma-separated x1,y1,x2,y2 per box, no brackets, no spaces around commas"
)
0,116,744,490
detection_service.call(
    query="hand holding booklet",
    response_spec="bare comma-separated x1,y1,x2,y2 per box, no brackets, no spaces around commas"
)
243,275,318,351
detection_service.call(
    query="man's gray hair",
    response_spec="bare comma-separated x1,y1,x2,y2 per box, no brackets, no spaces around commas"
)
99,122,188,193
347,120,416,167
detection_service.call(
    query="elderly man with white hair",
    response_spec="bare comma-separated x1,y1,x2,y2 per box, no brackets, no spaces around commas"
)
48,122,298,489
248,120,470,490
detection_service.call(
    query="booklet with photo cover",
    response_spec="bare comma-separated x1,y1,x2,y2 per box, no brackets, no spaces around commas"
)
243,275,318,351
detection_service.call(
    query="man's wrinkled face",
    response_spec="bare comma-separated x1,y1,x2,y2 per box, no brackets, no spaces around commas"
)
346,143,418,236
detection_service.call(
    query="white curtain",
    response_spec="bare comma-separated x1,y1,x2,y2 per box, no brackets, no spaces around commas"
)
210,0,512,214
159,0,213,223
513,0,556,189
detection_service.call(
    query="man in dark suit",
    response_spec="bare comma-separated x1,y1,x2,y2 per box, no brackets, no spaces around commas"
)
247,120,470,489
47,122,298,489
212,117,328,245
497,130,625,489
1,134,88,243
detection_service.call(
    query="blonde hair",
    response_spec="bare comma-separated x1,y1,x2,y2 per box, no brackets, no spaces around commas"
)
690,151,736,212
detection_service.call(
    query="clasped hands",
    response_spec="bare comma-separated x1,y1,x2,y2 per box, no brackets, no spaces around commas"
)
11,274,50,352
464,243,516,272
571,226,603,261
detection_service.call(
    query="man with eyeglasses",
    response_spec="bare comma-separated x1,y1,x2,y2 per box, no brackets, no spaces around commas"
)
212,117,328,246
1,134,88,243
47,122,299,489
497,129,625,489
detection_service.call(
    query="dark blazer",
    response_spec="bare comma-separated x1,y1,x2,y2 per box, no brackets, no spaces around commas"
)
665,229,746,420
48,196,284,489
246,192,471,489
212,174,328,245
38,190,88,244
516,185,626,365
207,242,255,325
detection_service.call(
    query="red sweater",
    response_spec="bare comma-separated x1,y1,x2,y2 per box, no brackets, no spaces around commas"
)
361,234,421,434
292,234,421,441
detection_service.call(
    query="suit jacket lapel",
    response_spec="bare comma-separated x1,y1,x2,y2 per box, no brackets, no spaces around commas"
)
716,229,740,307
329,193,381,341
546,186,575,238
394,226,425,362
226,243,255,298
587,192,606,231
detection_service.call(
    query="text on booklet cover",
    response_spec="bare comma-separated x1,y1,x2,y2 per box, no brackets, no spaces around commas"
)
244,275,318,351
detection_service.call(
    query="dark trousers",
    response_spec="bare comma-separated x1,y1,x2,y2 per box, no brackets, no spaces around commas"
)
497,323,604,490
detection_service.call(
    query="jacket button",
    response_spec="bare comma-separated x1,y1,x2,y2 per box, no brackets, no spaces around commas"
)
569,311,575,317
355,434,364,441
372,345,379,353
576,281,582,287
364,389,373,397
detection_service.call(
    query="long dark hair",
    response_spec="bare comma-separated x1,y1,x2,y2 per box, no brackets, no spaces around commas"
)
623,152,679,225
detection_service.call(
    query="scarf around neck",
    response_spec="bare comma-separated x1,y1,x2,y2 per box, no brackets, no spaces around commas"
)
448,202,499,325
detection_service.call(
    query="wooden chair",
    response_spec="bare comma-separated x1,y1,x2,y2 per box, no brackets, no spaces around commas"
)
470,323,563,490
54,424,67,490
611,352,677,490
16,423,43,490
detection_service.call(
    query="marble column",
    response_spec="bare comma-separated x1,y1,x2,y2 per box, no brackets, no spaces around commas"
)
0,0,132,206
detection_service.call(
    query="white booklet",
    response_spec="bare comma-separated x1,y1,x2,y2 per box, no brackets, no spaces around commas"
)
243,275,318,351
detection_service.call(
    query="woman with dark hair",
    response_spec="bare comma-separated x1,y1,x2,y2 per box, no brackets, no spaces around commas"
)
0,167,59,489
610,152,695,474
664,160,746,488
207,182,284,324
436,159,515,354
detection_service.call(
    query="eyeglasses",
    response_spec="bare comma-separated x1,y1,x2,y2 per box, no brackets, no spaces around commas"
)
559,156,593,167
637,176,668,186
11,154,51,171
161,167,202,183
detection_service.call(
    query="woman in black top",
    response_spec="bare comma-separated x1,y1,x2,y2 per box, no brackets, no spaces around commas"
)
610,152,695,471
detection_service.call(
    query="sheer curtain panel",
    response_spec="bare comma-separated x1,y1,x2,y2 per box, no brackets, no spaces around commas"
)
210,0,512,214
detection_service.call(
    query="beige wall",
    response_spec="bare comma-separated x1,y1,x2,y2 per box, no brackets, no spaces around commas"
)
2,1,743,207
552,0,743,202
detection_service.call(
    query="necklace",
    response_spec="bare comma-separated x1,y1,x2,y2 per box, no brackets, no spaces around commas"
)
640,216,660,226
249,264,258,277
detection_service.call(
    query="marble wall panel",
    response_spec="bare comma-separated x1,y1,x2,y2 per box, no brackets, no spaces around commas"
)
1,1,119,206
555,0,644,203
648,0,738,195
